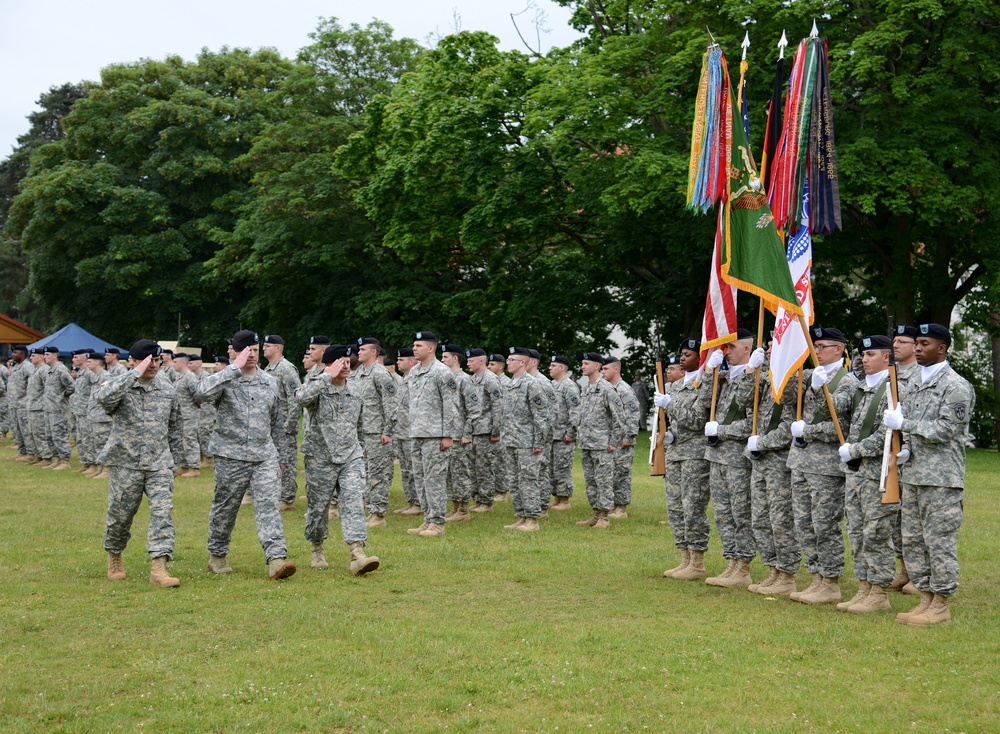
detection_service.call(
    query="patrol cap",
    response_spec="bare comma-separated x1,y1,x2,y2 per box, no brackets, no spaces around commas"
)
357,337,380,347
812,327,846,343
442,344,464,356
397,347,414,358
509,347,530,357
527,349,541,360
85,352,106,363
735,328,754,340
232,330,259,351
263,334,285,345
214,356,230,365
414,331,438,343
550,355,569,366
309,335,331,345
857,335,892,352
895,325,918,339
128,339,162,360
602,355,620,365
42,346,60,354
678,338,700,354
918,323,951,345
489,353,506,364
467,348,487,358
322,344,353,363
581,352,604,364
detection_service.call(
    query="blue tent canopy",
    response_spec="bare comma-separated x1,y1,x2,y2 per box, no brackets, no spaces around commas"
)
27,323,127,358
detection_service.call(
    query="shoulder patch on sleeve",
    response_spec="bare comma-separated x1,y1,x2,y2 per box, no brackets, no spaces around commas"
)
949,402,968,421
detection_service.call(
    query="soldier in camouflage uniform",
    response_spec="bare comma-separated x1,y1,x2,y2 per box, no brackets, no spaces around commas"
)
300,338,336,516
888,324,921,592
171,354,202,477
104,348,129,378
788,327,858,605
392,348,422,516
441,344,481,523
702,331,756,588
488,353,511,503
196,330,296,580
295,344,380,575
888,323,975,626
744,336,799,595
576,353,627,529
602,356,639,519
68,349,90,462
82,353,112,478
7,346,35,460
159,350,177,383
262,335,302,509
829,335,900,613
548,355,581,510
188,355,212,467
466,349,503,513
94,340,183,587
0,359,7,442
499,347,548,531
353,337,398,526
26,349,52,465
405,331,460,537
42,346,75,470
525,350,555,512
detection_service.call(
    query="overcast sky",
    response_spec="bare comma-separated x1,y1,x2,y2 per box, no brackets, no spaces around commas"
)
1,0,583,157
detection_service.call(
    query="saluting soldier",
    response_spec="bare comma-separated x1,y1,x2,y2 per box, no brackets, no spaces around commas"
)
354,337,398,527
548,355,581,510
576,352,627,529
466,348,503,513
441,344,481,523
262,334,303,510
392,348,423,516
602,356,639,519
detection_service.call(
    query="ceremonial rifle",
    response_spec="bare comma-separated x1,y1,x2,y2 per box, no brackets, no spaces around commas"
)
880,318,902,503
796,314,846,445
651,331,667,476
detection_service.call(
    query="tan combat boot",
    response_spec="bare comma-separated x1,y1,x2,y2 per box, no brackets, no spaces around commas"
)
906,594,951,627
208,555,233,574
199,457,212,469
849,584,891,613
900,581,919,595
517,518,540,532
837,580,872,612
888,561,909,591
706,558,737,586
278,500,295,511
179,468,200,478
470,502,491,513
268,558,297,579
790,572,822,602
445,501,459,520
799,576,841,605
593,510,611,529
504,517,525,530
328,503,340,519
576,511,599,527
767,571,798,595
407,522,430,535
83,465,99,477
399,504,423,516
149,556,180,587
38,457,56,468
749,567,778,593
349,542,380,575
241,492,254,507
716,560,752,588
494,492,508,503
55,458,72,471
107,552,126,581
418,523,445,537
311,542,329,570
551,496,571,510
663,549,691,578
608,505,628,519
896,591,934,624
447,501,471,523
673,550,707,581
366,514,387,528
94,466,111,480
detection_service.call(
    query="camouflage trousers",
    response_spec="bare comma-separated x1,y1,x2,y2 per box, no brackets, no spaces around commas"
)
394,438,419,507
362,434,394,517
0,398,7,434
505,447,542,519
83,422,112,466
750,454,799,574
664,460,686,549
16,407,35,455
46,410,71,460
412,438,450,525
471,435,500,506
207,456,288,564
709,460,755,562
304,454,367,546
304,453,338,510
104,466,175,559
891,506,903,561
538,442,553,511
446,440,475,504
70,411,85,449
198,407,215,458
612,444,634,507
29,410,52,458
845,472,899,587
551,439,575,499
278,432,299,504
580,448,615,512
902,484,963,598
178,411,201,469
791,470,845,578
10,406,27,453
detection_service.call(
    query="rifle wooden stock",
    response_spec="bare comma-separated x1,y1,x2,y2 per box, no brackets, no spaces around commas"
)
651,359,667,476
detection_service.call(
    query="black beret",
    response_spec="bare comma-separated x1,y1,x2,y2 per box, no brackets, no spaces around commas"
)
232,330,259,351
527,349,541,360
42,346,60,354
812,327,846,343
161,349,174,356
323,344,353,363
378,347,387,357
86,352,106,362
767,330,775,344
509,347,530,357
309,335,330,345
857,335,892,352
214,356,230,365
29,348,43,356
443,344,464,355
550,355,569,366
465,348,486,358
189,353,203,362
666,355,681,365
489,353,506,363
225,339,233,346
895,325,918,339
581,352,604,363
603,355,620,365
414,331,438,343
735,328,754,340
263,334,285,345
357,337,380,347
71,348,90,356
128,339,162,360
679,338,700,353
397,347,414,358
173,352,189,360
918,323,951,345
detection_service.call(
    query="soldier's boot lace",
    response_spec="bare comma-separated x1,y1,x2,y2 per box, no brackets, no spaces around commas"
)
107,552,126,581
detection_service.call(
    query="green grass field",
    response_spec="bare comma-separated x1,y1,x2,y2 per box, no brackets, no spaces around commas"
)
1,435,997,733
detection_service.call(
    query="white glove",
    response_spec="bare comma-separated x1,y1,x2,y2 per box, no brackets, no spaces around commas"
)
706,350,725,370
838,443,853,463
790,420,806,438
883,407,904,431
811,368,829,390
663,430,675,445
747,436,759,452
748,348,766,369
653,391,671,408
704,421,719,437
896,448,910,465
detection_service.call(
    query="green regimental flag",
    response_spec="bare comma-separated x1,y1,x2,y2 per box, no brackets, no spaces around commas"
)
720,86,803,317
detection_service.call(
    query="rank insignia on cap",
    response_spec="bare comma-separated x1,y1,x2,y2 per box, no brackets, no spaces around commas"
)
863,338,872,348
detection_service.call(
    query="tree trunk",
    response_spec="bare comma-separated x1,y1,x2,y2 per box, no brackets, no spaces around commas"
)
991,310,1000,450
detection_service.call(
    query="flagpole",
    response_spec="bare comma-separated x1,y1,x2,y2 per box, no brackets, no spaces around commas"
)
796,313,846,444
707,366,721,446
751,297,766,436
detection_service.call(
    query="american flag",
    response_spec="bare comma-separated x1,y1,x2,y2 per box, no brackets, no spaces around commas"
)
701,206,738,362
